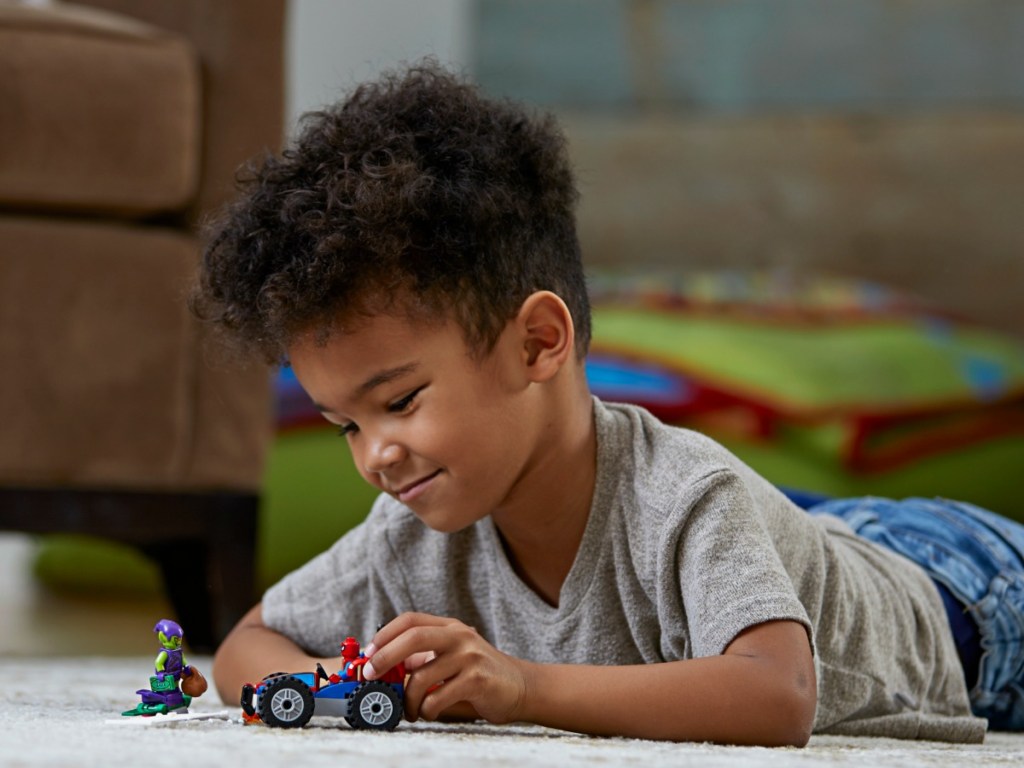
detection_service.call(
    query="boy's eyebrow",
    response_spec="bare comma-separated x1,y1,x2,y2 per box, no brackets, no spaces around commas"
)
313,362,420,413
355,362,419,396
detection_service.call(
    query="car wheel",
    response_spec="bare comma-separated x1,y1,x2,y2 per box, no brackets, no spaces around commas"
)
348,682,403,731
259,675,314,728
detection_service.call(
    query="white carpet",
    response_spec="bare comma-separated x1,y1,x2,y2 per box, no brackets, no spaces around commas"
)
2,657,1023,767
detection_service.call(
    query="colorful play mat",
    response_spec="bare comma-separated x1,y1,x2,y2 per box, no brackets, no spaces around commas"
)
35,270,1024,595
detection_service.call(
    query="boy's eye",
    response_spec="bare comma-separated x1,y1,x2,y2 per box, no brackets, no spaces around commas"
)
388,386,424,414
333,386,424,438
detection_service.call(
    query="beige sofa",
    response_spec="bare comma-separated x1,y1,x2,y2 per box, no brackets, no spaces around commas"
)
0,0,285,650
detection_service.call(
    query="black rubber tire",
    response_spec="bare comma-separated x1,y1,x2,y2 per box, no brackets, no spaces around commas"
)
258,675,315,728
348,681,403,731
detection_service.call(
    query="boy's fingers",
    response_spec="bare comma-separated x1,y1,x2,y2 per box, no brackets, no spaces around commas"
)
411,677,461,722
402,650,436,671
405,652,461,697
365,621,462,679
370,612,454,655
402,657,464,721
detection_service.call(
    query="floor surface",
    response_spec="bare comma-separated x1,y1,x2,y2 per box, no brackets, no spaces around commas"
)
0,534,171,656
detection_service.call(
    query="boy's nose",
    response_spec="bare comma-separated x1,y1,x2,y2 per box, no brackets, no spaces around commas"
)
363,438,406,474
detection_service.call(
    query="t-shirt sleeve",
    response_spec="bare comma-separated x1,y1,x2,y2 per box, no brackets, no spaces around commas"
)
261,494,413,656
667,469,813,659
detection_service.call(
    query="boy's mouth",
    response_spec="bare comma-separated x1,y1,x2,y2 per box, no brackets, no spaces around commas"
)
394,470,442,503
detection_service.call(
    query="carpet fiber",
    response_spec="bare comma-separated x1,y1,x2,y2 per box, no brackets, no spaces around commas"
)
4,657,1023,767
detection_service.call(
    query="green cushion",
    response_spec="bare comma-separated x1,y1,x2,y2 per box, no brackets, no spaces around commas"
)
587,270,1024,518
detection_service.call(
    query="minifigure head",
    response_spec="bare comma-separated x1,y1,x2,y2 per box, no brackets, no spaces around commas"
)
154,619,184,651
192,60,590,367
339,636,361,661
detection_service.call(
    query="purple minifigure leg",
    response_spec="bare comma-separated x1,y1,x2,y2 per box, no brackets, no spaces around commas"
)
137,689,186,708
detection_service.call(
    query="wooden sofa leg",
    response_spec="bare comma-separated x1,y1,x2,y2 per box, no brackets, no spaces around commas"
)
205,493,260,644
144,538,217,652
143,493,258,653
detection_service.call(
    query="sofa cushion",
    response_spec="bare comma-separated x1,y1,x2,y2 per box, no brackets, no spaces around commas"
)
0,215,198,487
0,2,199,217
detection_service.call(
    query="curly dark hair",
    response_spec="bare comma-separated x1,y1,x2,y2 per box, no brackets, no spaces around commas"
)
191,61,590,365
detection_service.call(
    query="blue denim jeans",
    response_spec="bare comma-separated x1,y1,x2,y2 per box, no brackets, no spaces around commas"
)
805,496,1024,730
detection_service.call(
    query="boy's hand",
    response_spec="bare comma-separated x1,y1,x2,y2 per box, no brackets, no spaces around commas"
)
364,613,529,724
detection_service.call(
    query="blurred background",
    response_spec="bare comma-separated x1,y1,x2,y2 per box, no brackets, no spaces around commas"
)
1,0,1022,656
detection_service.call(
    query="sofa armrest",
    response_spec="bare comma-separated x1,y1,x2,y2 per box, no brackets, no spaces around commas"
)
77,0,286,219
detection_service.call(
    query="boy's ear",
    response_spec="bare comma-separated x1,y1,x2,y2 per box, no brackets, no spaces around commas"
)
516,291,575,382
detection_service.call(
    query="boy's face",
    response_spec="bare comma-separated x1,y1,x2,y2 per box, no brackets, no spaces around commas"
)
287,311,543,533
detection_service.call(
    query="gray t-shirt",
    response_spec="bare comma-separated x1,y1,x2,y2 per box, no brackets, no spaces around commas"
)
263,398,986,742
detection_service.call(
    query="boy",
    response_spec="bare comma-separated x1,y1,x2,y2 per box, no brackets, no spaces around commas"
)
193,63,1024,744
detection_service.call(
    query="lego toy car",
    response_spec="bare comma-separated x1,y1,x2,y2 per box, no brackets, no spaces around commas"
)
240,637,406,731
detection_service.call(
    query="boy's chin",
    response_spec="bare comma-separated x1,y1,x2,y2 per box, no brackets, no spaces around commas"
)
410,506,484,535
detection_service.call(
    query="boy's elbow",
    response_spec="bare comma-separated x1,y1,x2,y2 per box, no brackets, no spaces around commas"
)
723,620,816,747
212,637,243,705
211,603,266,704
742,663,816,747
210,657,230,705
779,709,814,748
772,675,817,747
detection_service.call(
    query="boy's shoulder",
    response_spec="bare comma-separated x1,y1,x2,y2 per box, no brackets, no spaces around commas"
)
595,398,749,488
593,397,788,528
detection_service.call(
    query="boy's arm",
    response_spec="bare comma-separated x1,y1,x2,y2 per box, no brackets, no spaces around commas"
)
212,603,337,704
365,614,816,745
519,620,816,745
